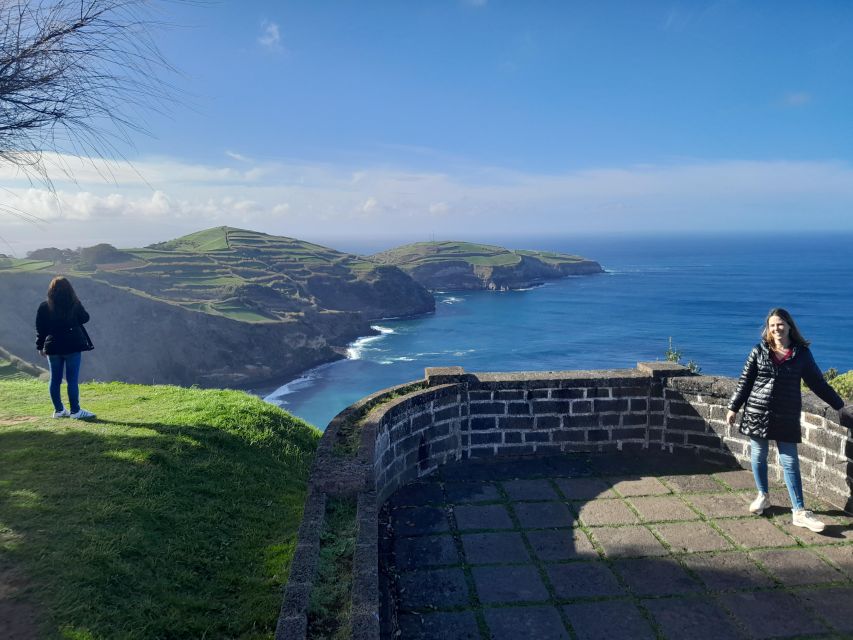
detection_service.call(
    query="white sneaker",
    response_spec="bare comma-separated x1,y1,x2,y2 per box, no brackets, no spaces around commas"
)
792,509,826,533
70,408,96,420
749,492,770,515
52,408,69,418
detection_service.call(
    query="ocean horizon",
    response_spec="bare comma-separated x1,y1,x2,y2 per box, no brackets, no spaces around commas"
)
264,231,853,430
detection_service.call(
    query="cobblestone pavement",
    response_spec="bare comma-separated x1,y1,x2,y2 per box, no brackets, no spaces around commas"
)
379,453,853,640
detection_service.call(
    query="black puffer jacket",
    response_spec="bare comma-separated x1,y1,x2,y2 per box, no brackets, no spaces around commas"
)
35,301,92,356
728,342,844,442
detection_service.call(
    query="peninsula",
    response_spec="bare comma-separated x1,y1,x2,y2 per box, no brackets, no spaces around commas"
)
371,240,603,290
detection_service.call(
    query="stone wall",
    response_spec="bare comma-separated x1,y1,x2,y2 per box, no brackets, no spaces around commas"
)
278,363,853,640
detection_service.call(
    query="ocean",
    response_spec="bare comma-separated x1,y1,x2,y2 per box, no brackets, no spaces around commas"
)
264,233,853,430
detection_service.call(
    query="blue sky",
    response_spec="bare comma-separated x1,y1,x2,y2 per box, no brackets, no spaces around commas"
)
3,0,853,253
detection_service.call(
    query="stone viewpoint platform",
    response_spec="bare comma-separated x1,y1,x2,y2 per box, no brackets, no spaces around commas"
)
278,363,853,640
381,452,853,639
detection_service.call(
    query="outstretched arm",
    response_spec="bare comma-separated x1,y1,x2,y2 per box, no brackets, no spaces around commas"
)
801,350,845,410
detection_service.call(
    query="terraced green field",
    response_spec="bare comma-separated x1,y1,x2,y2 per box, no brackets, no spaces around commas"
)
0,258,54,272
4,227,396,323
371,240,587,268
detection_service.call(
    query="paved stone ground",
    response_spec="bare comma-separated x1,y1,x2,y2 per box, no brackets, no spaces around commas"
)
378,452,853,640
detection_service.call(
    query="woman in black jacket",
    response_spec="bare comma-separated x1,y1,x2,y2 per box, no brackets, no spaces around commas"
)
35,276,96,420
726,308,844,533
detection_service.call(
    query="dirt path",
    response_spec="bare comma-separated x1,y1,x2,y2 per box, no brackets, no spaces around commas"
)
0,565,41,640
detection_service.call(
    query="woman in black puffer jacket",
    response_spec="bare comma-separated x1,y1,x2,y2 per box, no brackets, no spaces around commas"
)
35,276,96,420
726,308,844,533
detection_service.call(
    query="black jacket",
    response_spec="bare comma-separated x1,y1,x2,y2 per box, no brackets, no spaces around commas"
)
35,301,92,356
728,342,844,443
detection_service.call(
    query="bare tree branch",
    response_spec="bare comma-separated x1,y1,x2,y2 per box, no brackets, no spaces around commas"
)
0,0,183,188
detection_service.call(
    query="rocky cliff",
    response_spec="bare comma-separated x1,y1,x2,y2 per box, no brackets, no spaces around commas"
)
0,272,371,388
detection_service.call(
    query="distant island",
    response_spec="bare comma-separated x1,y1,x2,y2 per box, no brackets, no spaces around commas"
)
371,240,603,290
0,227,601,389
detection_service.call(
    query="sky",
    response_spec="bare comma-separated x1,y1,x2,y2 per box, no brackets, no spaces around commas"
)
2,0,853,255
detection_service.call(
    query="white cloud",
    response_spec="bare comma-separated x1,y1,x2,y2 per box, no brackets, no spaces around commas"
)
3,154,853,254
225,150,253,163
783,92,812,107
258,20,283,52
429,202,450,215
361,197,379,213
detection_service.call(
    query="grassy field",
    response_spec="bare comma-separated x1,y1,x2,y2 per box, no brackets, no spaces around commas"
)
372,241,588,269
0,379,321,639
0,258,54,272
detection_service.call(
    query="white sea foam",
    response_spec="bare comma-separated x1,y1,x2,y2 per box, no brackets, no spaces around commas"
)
346,325,396,359
264,361,336,402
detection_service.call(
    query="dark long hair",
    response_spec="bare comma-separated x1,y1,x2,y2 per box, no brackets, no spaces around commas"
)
761,307,810,348
46,276,80,322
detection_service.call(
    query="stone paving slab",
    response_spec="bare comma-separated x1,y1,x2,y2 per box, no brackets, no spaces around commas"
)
590,525,669,558
380,452,853,639
461,532,529,565
818,544,853,578
553,477,614,500
750,548,846,586
502,478,560,501
608,476,671,496
392,506,450,536
679,551,775,591
563,600,656,640
660,474,725,493
483,606,569,640
718,590,829,638
398,611,481,640
398,568,469,610
654,521,733,553
713,469,759,490
513,501,575,529
611,557,702,596
546,561,624,599
443,481,501,504
795,585,853,633
627,495,700,522
453,504,513,531
395,535,460,570
574,499,639,526
684,492,752,518
388,482,445,508
471,565,549,603
644,596,746,640
774,513,853,545
526,529,598,561
715,518,797,549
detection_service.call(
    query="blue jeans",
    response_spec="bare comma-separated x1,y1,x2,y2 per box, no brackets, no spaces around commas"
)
48,352,82,414
749,437,804,511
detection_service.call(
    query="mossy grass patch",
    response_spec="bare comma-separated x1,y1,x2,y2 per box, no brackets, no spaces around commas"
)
0,379,320,639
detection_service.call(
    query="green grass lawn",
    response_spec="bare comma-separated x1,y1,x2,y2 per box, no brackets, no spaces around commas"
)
0,379,321,639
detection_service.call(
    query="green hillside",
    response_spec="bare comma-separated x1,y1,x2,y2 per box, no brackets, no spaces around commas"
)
0,379,320,639
370,240,602,291
3,227,431,324
370,240,589,269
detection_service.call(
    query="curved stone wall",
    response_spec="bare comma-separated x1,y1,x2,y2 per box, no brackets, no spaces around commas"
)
278,363,853,640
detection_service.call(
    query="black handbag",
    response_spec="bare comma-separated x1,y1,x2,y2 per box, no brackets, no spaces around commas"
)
740,410,770,438
68,324,95,352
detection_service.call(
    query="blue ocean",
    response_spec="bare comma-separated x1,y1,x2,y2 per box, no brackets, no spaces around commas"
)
265,233,853,430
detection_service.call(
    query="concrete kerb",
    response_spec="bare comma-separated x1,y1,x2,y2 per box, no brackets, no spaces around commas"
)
277,362,853,639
